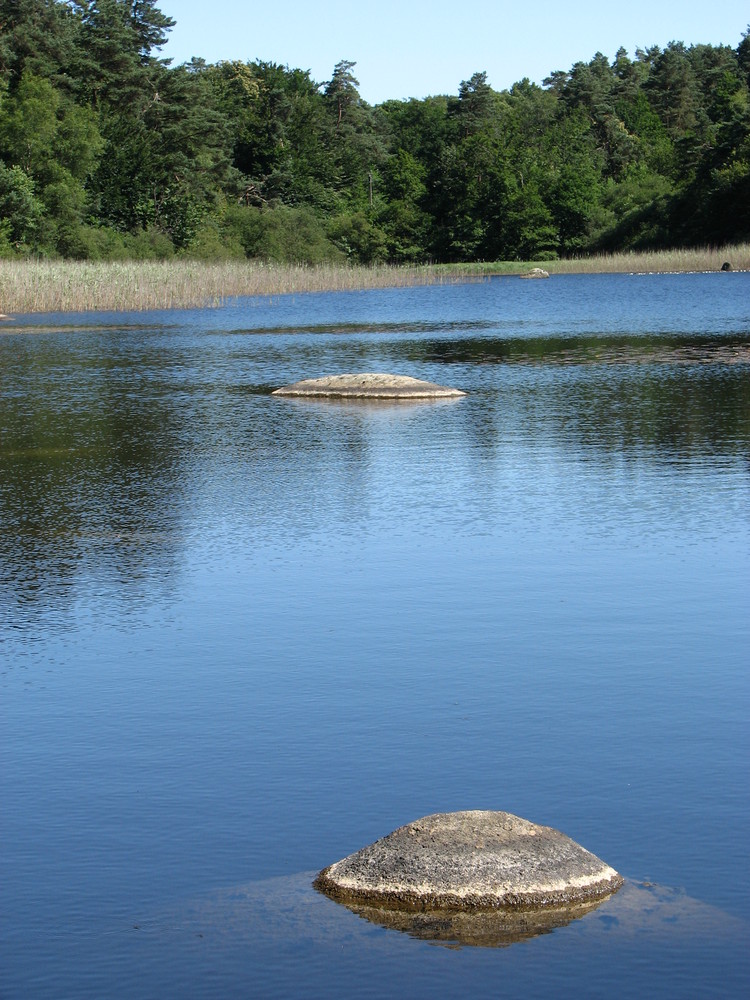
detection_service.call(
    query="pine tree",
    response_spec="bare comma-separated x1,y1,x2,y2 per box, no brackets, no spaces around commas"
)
0,0,79,89
127,0,174,62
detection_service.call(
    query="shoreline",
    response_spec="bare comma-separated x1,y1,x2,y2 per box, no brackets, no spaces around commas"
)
1,246,748,315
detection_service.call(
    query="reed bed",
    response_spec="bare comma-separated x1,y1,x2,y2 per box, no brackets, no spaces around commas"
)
0,260,453,315
546,244,750,274
435,244,750,277
1,246,747,315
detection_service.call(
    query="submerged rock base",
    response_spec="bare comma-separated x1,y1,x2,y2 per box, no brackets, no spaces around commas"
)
335,894,609,947
272,373,465,399
314,811,623,913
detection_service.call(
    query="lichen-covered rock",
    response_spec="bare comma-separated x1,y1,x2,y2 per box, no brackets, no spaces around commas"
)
314,811,622,911
272,373,465,398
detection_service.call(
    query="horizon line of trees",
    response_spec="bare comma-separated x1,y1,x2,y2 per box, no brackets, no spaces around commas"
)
1,1,749,264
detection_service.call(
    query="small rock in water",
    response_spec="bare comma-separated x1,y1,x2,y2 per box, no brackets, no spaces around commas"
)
272,373,465,399
315,810,623,911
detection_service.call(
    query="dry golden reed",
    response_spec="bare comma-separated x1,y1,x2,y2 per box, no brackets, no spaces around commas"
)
0,261,453,315
1,246,747,316
547,244,750,274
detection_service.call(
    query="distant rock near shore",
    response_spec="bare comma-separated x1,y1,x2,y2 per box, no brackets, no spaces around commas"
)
520,267,550,279
272,373,465,399
314,811,623,913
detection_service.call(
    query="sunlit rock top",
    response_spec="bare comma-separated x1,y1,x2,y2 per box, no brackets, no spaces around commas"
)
272,373,465,398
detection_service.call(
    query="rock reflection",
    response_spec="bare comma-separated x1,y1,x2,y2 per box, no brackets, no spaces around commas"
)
329,894,612,948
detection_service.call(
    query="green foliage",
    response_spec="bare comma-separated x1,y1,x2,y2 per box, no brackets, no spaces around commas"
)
74,0,149,109
0,161,44,248
453,71,495,136
1,71,61,175
325,60,361,130
219,204,343,264
378,149,430,261
0,2,747,261
182,215,246,261
67,223,129,259
253,205,343,264
0,0,79,88
594,166,674,248
122,225,175,258
0,69,104,253
128,0,175,61
327,210,387,263
616,92,675,175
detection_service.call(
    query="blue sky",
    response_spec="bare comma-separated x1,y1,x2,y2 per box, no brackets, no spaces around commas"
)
160,1,749,105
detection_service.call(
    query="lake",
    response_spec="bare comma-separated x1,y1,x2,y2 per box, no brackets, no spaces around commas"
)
1,272,749,999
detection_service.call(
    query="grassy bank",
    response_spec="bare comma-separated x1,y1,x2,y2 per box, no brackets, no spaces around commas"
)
1,246,748,315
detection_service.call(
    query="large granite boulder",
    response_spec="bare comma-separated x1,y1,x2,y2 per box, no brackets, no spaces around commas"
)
314,811,622,912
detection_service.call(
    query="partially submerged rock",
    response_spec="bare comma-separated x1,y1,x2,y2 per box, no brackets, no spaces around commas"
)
272,373,465,399
520,267,550,279
314,811,622,912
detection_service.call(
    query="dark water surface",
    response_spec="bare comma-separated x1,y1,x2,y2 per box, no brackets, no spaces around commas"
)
2,273,749,998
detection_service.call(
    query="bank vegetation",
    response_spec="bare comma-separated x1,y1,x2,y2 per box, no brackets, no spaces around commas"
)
0,245,747,315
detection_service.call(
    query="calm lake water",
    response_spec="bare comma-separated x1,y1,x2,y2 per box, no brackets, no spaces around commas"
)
2,272,749,998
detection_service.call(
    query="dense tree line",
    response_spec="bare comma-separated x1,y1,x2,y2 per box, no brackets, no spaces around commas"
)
1,1,748,262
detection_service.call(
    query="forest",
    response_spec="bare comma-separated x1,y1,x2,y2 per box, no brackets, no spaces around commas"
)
1,1,749,264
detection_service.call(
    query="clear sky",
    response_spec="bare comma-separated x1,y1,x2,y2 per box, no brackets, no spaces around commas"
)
160,0,749,105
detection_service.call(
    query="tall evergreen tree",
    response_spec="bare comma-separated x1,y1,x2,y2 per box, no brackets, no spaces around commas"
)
73,0,146,109
127,0,174,62
0,0,78,89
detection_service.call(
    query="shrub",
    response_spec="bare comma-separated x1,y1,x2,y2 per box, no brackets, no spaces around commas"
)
122,227,176,260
